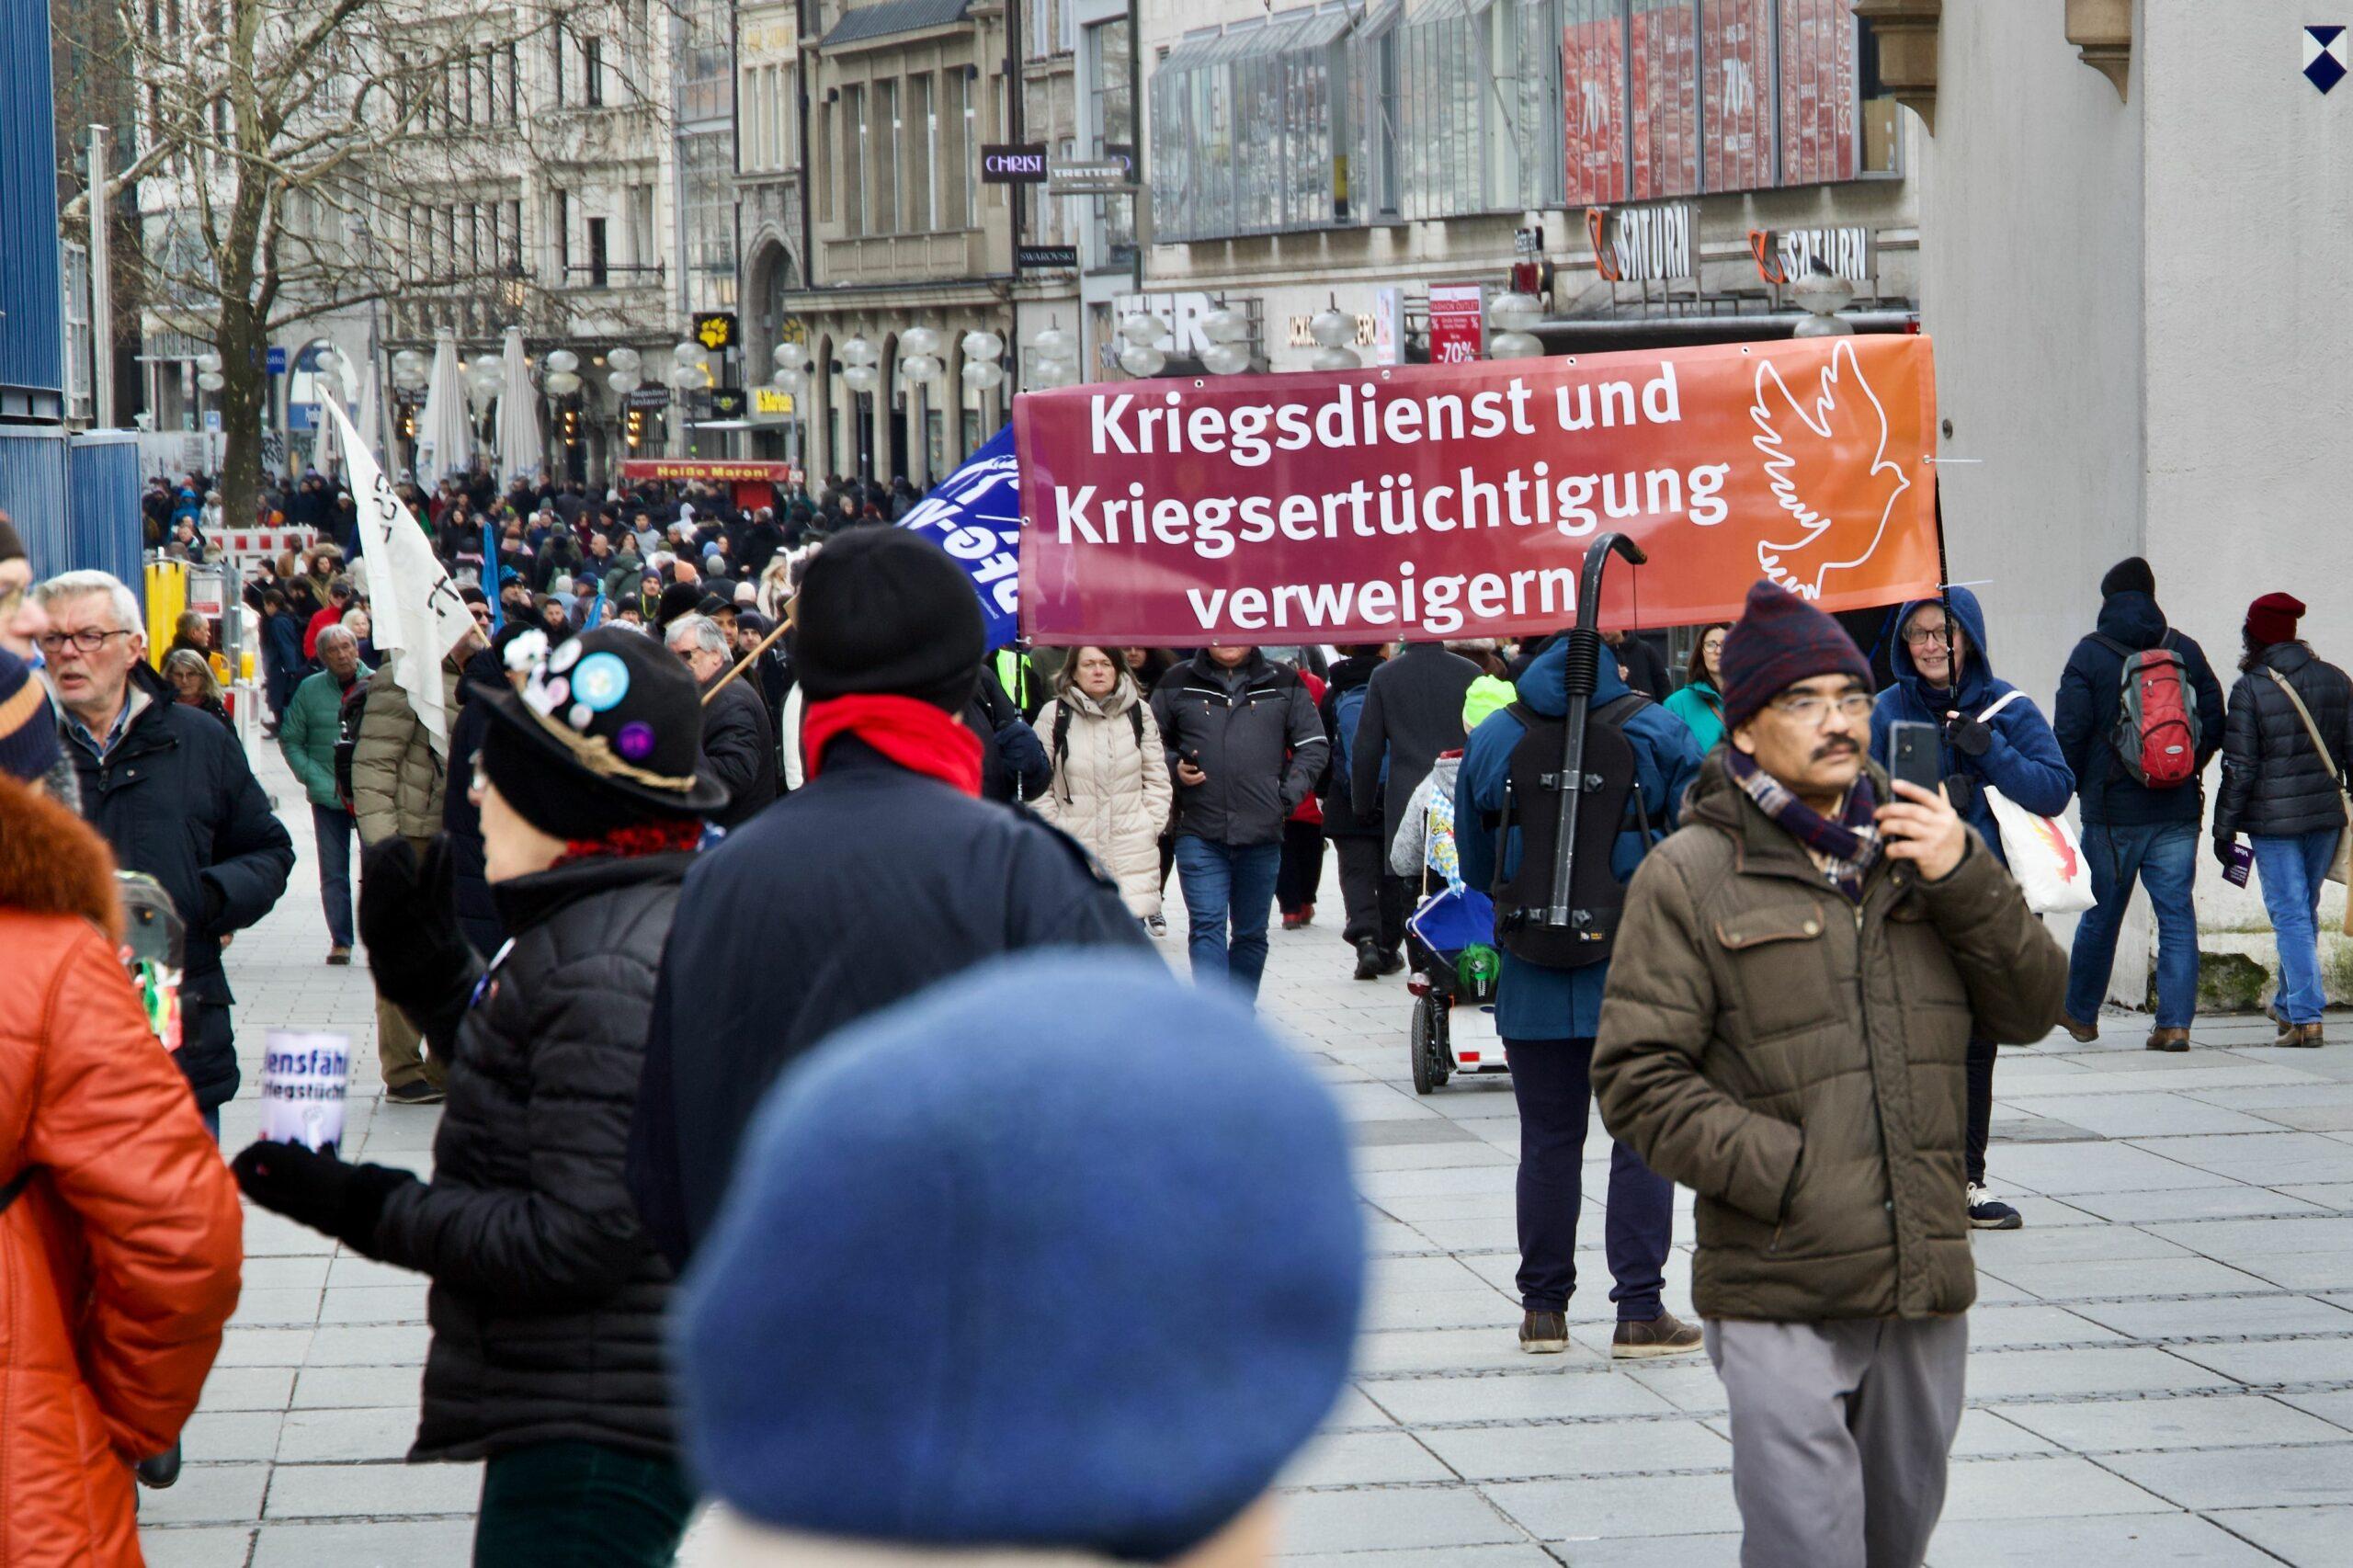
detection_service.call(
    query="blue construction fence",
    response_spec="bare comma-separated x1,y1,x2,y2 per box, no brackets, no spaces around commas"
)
0,425,146,611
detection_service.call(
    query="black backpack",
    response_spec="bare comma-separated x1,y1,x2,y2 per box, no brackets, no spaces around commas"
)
1050,700,1147,804
1489,695,1654,970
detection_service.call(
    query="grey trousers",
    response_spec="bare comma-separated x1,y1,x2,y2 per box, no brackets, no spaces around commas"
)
1705,1315,1969,1568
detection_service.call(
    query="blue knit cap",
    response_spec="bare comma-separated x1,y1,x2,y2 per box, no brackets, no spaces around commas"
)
672,952,1365,1562
0,648,60,782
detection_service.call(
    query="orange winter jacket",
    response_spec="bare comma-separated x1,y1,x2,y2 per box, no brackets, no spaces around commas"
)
0,775,244,1566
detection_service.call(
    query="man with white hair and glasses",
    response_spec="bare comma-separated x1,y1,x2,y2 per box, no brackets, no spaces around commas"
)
35,569,292,1132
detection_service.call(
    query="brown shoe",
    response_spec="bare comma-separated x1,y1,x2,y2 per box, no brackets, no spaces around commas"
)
2145,1027,2189,1052
326,945,352,966
1518,1310,1569,1355
1612,1310,1704,1359
2061,1015,2100,1043
2280,1022,2325,1049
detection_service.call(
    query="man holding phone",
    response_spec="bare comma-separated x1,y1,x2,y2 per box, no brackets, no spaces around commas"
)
1151,644,1328,1005
1595,581,2065,1568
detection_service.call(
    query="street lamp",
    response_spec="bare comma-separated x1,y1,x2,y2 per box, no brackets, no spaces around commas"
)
1485,290,1545,360
1791,265,1857,338
1308,305,1360,372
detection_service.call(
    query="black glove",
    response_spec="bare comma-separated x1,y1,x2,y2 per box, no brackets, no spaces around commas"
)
1944,715,1995,758
358,835,471,1011
232,1142,416,1255
2213,830,2238,870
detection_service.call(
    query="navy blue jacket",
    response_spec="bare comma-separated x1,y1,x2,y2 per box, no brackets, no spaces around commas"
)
1870,586,2074,869
68,667,294,1108
2052,591,2225,827
1456,642,1704,1041
627,737,1148,1267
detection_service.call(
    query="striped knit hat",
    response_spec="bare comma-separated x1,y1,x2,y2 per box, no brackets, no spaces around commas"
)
0,649,60,782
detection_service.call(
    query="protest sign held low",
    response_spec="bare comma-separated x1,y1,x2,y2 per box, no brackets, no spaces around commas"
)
259,1029,352,1153
1014,335,1939,644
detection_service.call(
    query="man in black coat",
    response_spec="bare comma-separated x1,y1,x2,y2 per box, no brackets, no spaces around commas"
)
37,570,293,1124
666,613,778,829
2052,557,2227,1050
1321,645,1403,971
628,530,1145,1267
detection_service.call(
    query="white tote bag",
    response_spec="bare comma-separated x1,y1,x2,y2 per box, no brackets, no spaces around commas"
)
1975,692,2097,915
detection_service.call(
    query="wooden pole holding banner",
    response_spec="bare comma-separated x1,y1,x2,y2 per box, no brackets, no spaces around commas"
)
701,611,790,706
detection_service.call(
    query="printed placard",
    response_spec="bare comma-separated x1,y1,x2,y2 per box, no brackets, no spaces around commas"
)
259,1029,351,1153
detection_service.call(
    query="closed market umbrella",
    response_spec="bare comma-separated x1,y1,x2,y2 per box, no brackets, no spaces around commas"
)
415,326,472,489
495,325,542,484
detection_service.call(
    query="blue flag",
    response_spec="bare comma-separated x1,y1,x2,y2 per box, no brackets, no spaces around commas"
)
895,426,1021,652
481,519,503,631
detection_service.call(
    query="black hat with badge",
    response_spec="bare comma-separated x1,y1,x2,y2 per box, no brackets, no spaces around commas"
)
472,626,730,838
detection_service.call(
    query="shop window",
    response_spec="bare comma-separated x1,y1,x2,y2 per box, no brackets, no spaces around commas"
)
1149,8,1359,244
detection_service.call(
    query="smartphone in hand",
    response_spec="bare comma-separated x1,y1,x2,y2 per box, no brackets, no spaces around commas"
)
1889,721,1941,798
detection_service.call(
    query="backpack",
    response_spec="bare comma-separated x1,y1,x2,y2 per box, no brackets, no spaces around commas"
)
1051,700,1147,804
1488,695,1653,971
2091,632,2199,789
332,676,370,811
1331,683,1386,799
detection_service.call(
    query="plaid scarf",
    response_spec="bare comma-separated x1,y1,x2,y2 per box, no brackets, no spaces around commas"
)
1726,749,1881,902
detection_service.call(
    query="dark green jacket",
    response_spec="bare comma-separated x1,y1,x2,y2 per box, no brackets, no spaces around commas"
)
1594,755,2065,1323
278,662,371,810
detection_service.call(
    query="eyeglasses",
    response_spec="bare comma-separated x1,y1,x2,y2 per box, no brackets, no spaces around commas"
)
1768,691,1875,725
36,628,132,655
1903,625,1955,647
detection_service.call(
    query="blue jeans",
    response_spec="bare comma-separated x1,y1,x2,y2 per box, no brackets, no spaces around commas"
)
2253,830,2340,1024
1174,835,1281,1004
2066,823,2200,1029
313,804,356,949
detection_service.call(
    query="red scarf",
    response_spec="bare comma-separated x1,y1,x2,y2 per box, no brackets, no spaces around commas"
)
553,817,705,869
802,694,983,797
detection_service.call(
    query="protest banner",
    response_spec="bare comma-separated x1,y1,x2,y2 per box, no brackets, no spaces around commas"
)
258,1029,351,1153
896,426,1021,652
1014,335,1938,645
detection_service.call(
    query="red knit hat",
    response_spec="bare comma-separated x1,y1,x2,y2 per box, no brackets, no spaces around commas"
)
1720,579,1876,732
2246,592,2306,649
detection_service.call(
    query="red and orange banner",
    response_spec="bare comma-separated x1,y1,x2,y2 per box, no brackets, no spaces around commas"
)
1014,335,1940,646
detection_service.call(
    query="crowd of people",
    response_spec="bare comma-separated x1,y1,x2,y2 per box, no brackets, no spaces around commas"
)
5,460,2353,1568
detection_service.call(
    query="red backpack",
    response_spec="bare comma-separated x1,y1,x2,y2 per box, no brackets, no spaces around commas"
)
2093,632,2198,788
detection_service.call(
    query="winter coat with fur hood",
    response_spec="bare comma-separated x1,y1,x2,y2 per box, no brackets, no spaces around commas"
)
1033,676,1172,917
0,776,243,1564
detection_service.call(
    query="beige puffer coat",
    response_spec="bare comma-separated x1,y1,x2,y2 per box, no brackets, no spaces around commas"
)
1033,677,1171,917
350,659,463,846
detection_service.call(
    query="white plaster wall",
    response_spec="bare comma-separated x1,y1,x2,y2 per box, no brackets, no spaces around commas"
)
1913,2,2151,1000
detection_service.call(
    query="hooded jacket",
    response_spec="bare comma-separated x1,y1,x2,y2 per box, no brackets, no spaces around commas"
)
1869,585,2075,869
1315,652,1385,838
2217,641,2353,840
1350,642,1482,852
65,665,295,1110
1149,653,1327,847
1033,676,1172,917
1593,755,2067,1322
0,777,243,1563
1454,642,1705,1040
2052,590,2226,827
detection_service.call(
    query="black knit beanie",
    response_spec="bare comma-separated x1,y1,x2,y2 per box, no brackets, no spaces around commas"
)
789,529,984,711
2099,556,2156,599
481,719,687,842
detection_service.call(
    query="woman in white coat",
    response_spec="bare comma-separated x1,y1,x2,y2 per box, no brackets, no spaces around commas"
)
1034,645,1173,931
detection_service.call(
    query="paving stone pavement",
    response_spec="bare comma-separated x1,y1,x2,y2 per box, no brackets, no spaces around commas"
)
142,741,2353,1565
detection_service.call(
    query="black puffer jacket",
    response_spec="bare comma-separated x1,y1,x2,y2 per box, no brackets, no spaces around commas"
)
1149,653,1327,846
2218,642,2353,840
440,645,507,959
68,665,293,1109
370,851,690,1463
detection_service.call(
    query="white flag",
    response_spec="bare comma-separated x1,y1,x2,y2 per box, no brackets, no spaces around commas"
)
321,397,473,759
